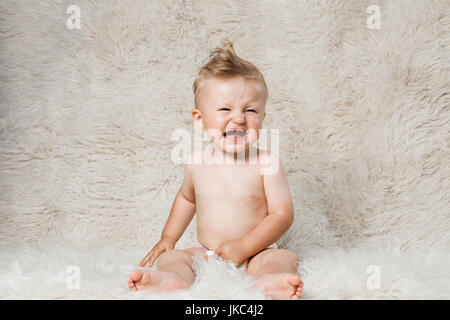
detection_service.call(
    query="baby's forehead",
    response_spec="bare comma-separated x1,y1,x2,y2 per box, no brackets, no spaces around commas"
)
203,76,261,88
201,76,266,99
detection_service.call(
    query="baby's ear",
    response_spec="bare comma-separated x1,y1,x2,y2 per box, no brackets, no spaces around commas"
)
192,108,203,129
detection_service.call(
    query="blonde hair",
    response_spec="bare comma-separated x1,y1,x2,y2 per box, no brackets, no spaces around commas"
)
193,40,268,107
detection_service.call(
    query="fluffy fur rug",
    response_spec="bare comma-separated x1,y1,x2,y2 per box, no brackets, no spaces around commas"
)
0,0,449,299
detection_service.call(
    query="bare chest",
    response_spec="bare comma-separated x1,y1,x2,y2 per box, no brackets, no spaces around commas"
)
191,163,265,204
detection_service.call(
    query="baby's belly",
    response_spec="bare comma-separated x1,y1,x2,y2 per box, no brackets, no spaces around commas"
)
196,207,268,250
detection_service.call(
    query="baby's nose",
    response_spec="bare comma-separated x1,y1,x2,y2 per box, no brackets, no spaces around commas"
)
232,113,245,124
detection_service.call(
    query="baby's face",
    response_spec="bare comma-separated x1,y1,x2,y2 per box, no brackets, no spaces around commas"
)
192,76,266,155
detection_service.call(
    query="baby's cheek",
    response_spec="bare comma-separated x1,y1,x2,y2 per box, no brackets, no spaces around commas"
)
246,128,259,144
206,128,222,142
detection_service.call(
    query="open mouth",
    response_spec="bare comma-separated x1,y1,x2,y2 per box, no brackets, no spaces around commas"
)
223,129,246,137
223,129,247,144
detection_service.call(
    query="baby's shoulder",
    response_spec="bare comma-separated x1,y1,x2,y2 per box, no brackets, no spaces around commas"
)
257,149,280,163
183,148,203,166
256,149,282,176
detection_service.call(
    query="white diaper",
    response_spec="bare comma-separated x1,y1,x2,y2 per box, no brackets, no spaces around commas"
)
200,242,278,257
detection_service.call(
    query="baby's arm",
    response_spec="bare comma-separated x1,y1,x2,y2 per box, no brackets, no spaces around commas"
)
161,163,196,241
139,163,196,267
241,153,294,255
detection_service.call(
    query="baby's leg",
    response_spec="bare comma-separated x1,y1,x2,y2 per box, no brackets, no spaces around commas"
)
157,247,206,285
246,248,303,300
128,247,205,292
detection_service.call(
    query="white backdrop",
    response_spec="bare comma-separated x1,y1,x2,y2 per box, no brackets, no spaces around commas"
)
0,0,449,299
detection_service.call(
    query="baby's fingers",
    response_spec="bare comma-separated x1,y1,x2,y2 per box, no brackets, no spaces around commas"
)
147,246,169,267
147,249,163,267
139,249,156,267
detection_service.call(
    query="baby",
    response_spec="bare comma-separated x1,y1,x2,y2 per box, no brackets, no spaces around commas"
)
128,41,303,300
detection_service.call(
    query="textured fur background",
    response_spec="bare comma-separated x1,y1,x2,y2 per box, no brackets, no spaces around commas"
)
0,0,449,299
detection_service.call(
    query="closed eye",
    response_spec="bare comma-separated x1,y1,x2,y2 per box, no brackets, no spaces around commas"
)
218,107,230,111
246,109,257,113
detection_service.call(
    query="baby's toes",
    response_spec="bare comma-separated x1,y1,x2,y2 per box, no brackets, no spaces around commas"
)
287,275,302,287
285,275,301,299
128,270,143,291
294,279,303,298
128,279,136,291
129,270,144,282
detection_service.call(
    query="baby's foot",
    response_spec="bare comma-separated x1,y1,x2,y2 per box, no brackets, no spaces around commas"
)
254,273,303,300
128,270,189,292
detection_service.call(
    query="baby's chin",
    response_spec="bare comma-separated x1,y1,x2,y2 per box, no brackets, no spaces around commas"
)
220,142,249,154
206,128,259,155
214,135,258,155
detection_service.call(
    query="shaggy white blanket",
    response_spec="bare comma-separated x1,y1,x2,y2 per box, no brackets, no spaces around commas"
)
0,0,449,299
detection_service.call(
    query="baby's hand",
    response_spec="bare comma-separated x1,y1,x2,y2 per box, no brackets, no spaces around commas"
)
139,236,176,267
214,239,249,267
